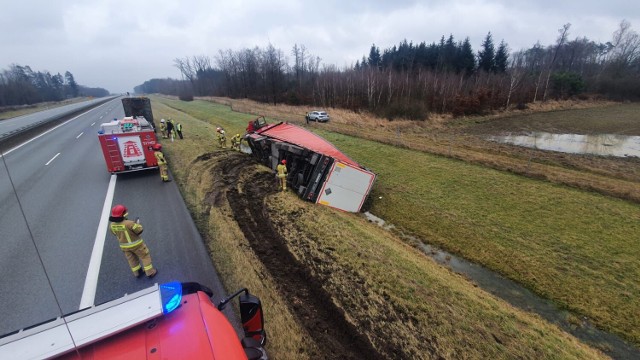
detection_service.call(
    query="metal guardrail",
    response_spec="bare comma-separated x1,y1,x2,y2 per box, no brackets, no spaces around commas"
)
0,97,117,143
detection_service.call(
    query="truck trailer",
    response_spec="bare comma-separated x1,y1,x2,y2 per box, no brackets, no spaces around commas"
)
121,96,155,131
246,122,376,212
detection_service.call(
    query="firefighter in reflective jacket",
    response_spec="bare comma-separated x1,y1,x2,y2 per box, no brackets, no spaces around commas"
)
109,205,157,278
276,159,288,191
231,133,241,150
153,143,171,182
216,127,227,148
159,119,168,139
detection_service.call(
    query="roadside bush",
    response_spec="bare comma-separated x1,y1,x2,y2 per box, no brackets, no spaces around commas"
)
451,89,492,116
379,101,428,121
551,72,585,99
179,91,194,101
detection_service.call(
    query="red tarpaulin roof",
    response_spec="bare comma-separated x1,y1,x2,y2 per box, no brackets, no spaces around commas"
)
257,122,360,167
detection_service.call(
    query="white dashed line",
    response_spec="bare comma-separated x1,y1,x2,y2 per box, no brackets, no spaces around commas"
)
76,132,84,139
45,153,61,166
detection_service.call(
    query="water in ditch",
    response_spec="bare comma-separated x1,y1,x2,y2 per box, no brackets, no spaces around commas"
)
363,212,639,359
486,132,640,158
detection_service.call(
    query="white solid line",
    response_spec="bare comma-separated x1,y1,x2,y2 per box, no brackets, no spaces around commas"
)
79,174,117,309
76,132,84,139
45,153,61,166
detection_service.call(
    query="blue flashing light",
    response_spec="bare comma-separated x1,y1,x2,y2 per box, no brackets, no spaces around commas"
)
159,281,183,314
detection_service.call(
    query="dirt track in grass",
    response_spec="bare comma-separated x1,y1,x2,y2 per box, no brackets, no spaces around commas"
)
196,150,387,360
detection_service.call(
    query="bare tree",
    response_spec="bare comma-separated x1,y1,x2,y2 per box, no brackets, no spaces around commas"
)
506,51,526,109
543,23,571,101
607,20,640,75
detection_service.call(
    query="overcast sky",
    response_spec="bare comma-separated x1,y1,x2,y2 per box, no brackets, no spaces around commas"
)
1,1,638,94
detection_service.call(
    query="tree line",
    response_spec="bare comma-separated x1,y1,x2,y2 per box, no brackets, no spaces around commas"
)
136,20,640,119
0,64,109,107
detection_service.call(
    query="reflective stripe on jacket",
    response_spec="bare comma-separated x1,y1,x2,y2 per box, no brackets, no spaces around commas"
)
154,151,166,165
110,220,144,249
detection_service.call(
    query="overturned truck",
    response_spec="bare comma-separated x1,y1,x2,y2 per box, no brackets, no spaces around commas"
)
246,122,376,212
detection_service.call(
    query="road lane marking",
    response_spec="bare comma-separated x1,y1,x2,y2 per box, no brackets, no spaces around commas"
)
91,122,96,126
79,174,117,309
45,153,61,166
76,132,84,139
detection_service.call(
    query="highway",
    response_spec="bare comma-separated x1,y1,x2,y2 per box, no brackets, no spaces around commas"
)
0,98,229,336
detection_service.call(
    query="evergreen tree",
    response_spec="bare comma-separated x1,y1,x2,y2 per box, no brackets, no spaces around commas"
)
457,37,476,74
361,56,368,68
478,32,496,72
367,44,381,69
437,34,456,71
494,40,509,73
65,71,79,97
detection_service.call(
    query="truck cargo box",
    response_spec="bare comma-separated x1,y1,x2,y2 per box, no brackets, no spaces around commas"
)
121,97,155,130
246,122,376,212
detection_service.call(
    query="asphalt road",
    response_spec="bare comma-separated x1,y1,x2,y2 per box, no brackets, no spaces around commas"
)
0,98,229,336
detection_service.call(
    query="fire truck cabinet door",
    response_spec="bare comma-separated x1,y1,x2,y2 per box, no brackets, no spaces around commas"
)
117,136,147,165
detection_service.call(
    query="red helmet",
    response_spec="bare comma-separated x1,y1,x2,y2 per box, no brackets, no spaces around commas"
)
153,143,162,151
111,204,128,217
281,159,286,164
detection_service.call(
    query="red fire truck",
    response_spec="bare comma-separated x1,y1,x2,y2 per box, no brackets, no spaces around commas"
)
0,282,268,359
98,116,159,173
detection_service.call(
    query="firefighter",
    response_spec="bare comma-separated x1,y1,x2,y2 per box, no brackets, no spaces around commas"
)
216,127,227,148
231,133,241,150
153,143,171,182
166,118,175,141
108,205,158,278
175,122,183,139
276,159,288,191
159,119,168,139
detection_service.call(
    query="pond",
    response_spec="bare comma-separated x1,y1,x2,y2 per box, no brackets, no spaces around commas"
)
486,132,640,158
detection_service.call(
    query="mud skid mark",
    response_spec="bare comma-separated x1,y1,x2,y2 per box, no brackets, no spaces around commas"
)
203,150,383,359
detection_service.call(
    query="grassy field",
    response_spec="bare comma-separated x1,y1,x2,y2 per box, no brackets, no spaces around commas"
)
324,130,640,345
148,96,619,358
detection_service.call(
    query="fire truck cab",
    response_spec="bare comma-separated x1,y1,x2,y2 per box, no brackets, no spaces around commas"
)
0,282,268,359
98,116,159,173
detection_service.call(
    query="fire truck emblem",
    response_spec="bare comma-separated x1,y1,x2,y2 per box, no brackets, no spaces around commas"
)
122,140,143,158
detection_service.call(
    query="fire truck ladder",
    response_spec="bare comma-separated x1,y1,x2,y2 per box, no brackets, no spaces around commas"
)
104,138,123,171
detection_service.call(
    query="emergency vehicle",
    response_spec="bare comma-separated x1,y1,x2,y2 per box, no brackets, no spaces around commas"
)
0,282,268,359
97,116,159,173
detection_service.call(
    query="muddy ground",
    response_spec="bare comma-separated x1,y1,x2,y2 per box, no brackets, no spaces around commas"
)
197,151,387,359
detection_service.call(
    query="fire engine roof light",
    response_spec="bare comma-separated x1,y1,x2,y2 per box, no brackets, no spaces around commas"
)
160,281,183,314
